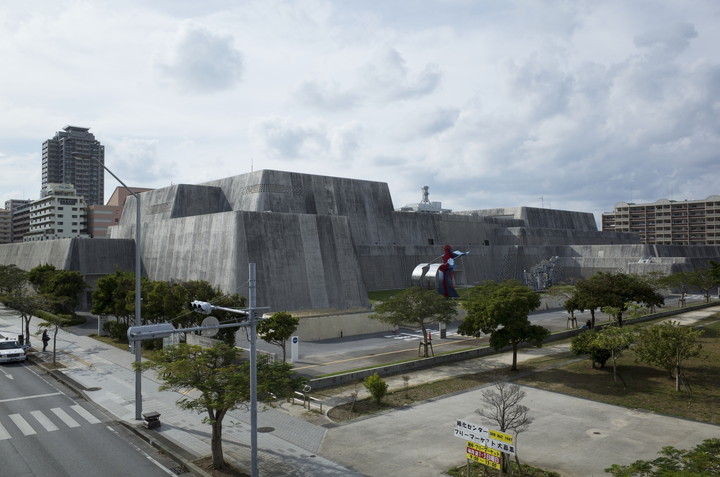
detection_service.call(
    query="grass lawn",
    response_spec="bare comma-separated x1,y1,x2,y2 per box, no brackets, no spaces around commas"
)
516,318,720,424
328,316,720,425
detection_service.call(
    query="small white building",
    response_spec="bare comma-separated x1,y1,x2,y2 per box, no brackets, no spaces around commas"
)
24,184,90,241
398,186,452,214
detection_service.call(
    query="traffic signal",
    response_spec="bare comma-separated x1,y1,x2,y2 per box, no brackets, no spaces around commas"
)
190,300,213,314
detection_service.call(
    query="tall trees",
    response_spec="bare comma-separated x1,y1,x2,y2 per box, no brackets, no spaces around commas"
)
634,321,704,391
137,343,301,470
256,311,299,362
459,280,548,371
93,274,245,345
659,271,694,307
27,264,87,316
686,267,718,303
0,264,28,301
572,272,664,327
91,270,140,326
370,287,458,358
182,280,245,346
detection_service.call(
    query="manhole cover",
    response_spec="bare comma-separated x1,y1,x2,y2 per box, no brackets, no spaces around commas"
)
257,427,275,433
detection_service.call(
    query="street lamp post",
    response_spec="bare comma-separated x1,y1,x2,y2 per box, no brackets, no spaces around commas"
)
74,153,143,420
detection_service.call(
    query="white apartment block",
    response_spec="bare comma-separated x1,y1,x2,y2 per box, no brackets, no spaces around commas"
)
24,184,90,242
602,195,720,245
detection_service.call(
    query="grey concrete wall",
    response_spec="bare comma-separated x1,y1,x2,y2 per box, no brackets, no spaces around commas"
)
202,170,399,246
295,311,393,340
457,206,599,231
0,238,136,310
0,238,134,276
115,209,370,313
6,170,720,317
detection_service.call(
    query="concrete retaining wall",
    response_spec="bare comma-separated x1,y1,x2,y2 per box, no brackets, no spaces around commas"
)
296,311,393,340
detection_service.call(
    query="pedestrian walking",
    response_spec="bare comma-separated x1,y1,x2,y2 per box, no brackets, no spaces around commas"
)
42,330,50,351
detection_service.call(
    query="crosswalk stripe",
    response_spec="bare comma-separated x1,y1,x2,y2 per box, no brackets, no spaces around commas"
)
51,408,80,428
70,404,101,424
0,422,10,440
31,410,59,432
9,414,36,436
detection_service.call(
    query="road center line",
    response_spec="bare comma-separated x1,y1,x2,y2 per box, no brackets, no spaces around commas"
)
0,392,62,403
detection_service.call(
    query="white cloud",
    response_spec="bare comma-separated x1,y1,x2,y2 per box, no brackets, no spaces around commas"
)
359,46,442,101
156,21,243,93
0,0,718,225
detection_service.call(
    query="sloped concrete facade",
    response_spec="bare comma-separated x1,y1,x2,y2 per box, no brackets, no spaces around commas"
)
2,169,720,314
0,237,135,309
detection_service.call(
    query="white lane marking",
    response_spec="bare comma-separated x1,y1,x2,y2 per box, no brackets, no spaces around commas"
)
9,414,36,436
1,368,13,380
0,421,10,440
0,392,62,404
106,425,178,476
31,410,59,432
70,404,101,424
51,407,80,428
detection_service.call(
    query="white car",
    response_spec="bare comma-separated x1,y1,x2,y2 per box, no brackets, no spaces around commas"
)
0,339,27,363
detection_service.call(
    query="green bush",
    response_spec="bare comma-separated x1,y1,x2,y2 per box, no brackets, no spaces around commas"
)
34,310,81,327
363,372,388,404
571,329,611,368
103,320,130,343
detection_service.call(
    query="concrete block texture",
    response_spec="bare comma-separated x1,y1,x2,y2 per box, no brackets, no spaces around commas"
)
115,209,370,312
4,169,720,316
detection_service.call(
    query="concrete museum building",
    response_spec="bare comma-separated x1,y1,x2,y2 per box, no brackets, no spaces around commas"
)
1,169,720,317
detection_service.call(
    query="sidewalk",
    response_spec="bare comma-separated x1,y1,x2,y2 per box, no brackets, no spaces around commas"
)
1,304,718,477
0,307,362,477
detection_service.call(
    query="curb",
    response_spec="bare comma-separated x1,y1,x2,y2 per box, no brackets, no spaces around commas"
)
25,351,212,477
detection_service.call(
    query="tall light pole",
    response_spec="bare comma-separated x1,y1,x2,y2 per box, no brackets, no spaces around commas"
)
73,153,144,420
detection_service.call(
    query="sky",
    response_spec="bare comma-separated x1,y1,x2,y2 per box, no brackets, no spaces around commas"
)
1,0,719,226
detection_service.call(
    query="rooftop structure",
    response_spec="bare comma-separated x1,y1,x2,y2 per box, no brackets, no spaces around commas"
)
399,186,451,214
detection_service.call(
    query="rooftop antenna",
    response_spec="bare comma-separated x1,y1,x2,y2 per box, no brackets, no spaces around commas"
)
251,158,254,172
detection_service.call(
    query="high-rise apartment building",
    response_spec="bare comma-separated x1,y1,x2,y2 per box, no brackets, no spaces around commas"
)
602,195,720,245
4,199,32,243
0,208,11,244
42,126,105,206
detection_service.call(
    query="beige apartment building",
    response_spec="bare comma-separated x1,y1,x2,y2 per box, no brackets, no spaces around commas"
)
87,186,152,238
0,209,11,244
602,195,720,245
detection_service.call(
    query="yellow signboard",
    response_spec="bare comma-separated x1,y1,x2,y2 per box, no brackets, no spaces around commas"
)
489,429,513,444
466,441,501,470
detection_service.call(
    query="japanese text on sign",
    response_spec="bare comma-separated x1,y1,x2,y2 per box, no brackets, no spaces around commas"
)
453,419,517,456
466,441,501,470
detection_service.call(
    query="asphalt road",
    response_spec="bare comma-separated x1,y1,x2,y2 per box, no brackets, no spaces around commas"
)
0,360,182,477
237,294,700,377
